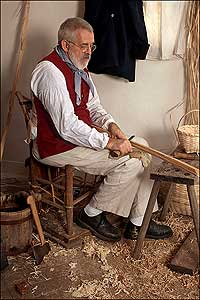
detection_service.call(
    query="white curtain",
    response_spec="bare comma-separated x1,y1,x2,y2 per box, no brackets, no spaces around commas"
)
143,1,188,60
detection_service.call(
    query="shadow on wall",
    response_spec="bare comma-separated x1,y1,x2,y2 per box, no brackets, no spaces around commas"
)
17,30,53,96
145,127,177,154
1,2,25,130
7,3,25,86
2,0,86,117
77,1,85,18
19,0,85,96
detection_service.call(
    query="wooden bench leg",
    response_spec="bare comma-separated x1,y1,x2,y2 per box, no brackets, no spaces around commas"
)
64,165,74,236
187,185,199,245
160,183,175,221
132,180,161,259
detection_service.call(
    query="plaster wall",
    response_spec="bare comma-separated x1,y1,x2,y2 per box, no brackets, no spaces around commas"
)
1,1,185,176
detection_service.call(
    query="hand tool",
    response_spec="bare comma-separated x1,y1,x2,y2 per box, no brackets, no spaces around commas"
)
27,195,50,264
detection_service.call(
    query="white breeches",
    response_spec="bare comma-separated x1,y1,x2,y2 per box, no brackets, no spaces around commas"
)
33,136,158,219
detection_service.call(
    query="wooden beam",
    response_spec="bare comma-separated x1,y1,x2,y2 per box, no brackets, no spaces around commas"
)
170,230,199,275
1,1,30,159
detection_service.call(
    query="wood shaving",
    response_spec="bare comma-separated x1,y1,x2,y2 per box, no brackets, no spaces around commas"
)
69,262,77,269
82,238,110,265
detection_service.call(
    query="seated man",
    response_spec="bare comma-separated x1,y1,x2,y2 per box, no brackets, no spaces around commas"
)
30,17,172,242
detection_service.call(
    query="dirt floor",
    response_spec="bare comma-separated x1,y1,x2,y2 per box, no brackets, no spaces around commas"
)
1,177,199,299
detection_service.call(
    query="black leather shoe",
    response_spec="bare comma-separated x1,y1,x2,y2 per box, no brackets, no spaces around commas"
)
124,220,173,240
76,209,121,242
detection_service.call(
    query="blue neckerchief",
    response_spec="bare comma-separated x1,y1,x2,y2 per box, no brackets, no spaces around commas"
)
55,45,94,105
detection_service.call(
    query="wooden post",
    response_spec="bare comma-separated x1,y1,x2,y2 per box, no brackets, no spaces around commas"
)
1,1,30,159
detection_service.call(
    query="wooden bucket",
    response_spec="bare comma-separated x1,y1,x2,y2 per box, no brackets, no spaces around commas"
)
0,192,33,255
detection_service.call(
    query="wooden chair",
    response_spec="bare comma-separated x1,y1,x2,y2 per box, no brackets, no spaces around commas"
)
16,91,102,242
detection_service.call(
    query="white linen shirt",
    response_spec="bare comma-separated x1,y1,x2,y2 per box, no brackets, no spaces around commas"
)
31,60,115,150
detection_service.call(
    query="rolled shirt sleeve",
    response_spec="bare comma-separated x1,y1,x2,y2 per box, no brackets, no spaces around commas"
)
31,61,111,150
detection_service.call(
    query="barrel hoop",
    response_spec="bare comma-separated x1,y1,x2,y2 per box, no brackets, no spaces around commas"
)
0,214,32,225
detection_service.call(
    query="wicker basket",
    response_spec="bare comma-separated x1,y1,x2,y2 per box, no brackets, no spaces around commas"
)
177,110,199,154
169,182,199,216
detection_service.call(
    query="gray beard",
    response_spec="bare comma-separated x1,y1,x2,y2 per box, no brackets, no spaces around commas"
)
69,52,90,70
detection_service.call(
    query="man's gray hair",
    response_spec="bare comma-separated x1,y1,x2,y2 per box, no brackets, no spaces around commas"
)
58,17,93,43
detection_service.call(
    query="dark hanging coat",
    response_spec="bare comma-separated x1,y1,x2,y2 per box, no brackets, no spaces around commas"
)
84,0,149,82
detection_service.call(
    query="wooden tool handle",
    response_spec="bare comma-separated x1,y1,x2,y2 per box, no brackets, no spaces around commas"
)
110,150,121,157
27,195,45,245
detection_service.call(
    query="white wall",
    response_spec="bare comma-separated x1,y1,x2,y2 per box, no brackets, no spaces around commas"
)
1,1,185,177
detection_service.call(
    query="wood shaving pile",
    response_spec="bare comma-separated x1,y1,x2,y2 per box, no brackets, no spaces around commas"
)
82,238,110,265
67,238,131,299
64,211,199,299
1,194,199,299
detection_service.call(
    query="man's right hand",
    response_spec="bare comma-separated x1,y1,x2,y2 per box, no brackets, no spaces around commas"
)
105,138,132,156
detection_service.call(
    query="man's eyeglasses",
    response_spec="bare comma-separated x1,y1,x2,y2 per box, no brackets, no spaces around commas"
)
65,40,97,52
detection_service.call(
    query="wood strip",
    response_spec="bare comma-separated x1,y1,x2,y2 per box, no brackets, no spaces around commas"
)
130,141,199,177
1,1,30,159
170,230,199,275
173,150,199,160
42,230,82,249
111,142,199,176
35,176,65,191
94,123,199,176
73,191,92,205
41,198,64,211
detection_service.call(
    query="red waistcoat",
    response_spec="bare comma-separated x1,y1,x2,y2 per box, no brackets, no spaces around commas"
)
34,50,93,159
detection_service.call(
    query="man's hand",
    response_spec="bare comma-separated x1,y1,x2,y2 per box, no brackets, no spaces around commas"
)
93,123,132,156
108,123,127,139
106,137,132,156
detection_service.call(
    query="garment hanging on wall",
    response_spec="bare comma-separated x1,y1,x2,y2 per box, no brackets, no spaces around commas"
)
84,0,149,82
143,1,187,60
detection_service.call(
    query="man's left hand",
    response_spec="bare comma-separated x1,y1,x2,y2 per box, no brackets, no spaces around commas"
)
108,122,127,139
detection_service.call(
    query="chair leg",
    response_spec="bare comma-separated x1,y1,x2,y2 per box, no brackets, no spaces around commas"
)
30,157,37,184
132,180,161,259
187,185,199,245
64,165,74,236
